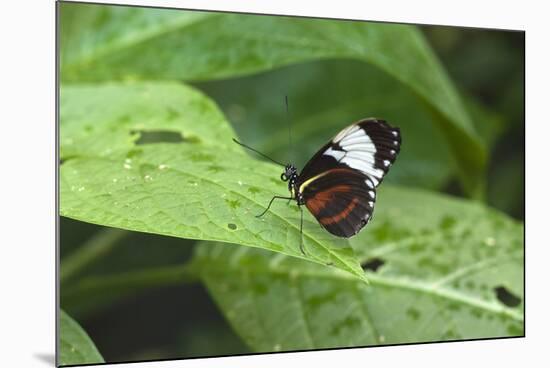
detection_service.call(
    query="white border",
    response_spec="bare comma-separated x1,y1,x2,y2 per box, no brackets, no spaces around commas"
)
2,0,547,367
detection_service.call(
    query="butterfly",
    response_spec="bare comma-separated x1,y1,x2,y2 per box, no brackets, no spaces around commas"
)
233,118,401,255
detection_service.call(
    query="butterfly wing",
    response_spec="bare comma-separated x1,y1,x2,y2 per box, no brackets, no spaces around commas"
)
301,168,376,237
297,118,401,237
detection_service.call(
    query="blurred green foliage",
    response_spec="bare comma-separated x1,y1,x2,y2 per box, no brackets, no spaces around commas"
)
58,2,524,365
59,309,105,365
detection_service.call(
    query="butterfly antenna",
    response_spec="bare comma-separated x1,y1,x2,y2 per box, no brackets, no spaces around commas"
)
232,138,286,167
285,95,293,164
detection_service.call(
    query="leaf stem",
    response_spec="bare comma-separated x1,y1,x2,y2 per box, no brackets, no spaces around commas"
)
60,227,128,283
61,262,200,311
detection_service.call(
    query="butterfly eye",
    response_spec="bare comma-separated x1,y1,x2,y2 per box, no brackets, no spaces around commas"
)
281,173,289,181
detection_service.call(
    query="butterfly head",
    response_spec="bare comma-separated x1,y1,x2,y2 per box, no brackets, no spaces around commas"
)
280,164,297,182
281,164,300,201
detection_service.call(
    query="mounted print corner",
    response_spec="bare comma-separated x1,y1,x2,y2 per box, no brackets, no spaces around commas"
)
57,1,525,366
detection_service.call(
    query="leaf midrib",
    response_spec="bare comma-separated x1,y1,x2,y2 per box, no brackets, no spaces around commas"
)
198,260,523,322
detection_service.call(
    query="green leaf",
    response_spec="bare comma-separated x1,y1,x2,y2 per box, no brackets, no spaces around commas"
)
193,186,523,351
59,309,104,365
60,82,367,282
60,3,485,196
60,82,234,160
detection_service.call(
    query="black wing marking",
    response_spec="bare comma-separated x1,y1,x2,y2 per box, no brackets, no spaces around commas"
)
298,118,401,188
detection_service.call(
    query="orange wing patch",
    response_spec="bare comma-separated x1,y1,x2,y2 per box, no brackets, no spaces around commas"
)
318,197,359,225
305,184,354,220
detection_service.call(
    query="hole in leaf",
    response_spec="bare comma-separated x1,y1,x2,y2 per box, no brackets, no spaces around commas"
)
227,223,237,230
361,257,385,272
494,286,521,307
134,130,184,145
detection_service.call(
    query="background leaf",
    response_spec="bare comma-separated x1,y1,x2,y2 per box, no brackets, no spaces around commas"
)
60,82,366,281
60,3,485,196
59,309,105,366
193,186,523,351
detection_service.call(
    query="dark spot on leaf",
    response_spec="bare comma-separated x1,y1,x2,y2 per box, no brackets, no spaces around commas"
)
372,222,411,243
118,114,131,123
465,280,475,290
494,286,521,307
84,125,93,133
448,302,461,311
470,308,483,318
491,216,507,229
227,223,237,230
507,324,523,335
330,316,361,336
440,215,457,230
126,148,143,158
307,292,337,311
406,307,420,320
248,186,261,194
409,242,426,253
371,223,392,242
165,107,180,121
253,282,267,295
185,136,201,144
361,257,385,272
225,199,241,209
207,165,224,173
190,152,214,162
442,329,461,339
134,130,184,145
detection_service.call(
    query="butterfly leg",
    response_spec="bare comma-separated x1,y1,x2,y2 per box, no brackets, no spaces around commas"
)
256,195,293,218
299,205,306,256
